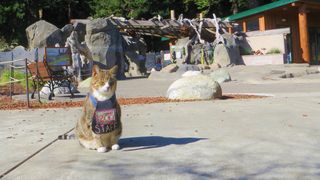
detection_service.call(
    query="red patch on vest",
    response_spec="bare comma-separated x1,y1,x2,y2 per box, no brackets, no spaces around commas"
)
95,109,116,124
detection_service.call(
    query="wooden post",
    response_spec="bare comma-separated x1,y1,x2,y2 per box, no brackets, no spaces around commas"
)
259,16,266,31
25,58,30,108
242,21,247,32
170,10,175,20
199,13,203,20
9,52,14,99
298,5,310,63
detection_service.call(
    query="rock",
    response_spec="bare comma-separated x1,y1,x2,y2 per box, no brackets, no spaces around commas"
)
85,18,125,78
210,63,221,71
213,44,231,67
190,44,203,64
26,20,63,49
221,33,242,65
161,64,178,73
198,64,211,70
209,68,231,83
61,24,74,45
176,64,200,73
148,71,181,81
78,77,92,88
123,35,147,77
40,82,78,96
182,71,202,77
73,22,86,42
167,75,222,100
213,33,242,67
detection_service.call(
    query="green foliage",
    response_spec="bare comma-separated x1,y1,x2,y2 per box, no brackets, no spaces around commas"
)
0,37,10,51
0,0,275,46
266,48,282,54
0,69,31,89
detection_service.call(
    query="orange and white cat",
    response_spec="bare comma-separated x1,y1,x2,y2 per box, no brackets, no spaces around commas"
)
75,65,122,153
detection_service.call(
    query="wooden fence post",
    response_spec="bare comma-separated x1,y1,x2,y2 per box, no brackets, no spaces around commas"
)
9,52,14,99
25,58,30,108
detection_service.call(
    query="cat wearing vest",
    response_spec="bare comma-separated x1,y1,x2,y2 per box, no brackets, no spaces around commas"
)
75,65,122,153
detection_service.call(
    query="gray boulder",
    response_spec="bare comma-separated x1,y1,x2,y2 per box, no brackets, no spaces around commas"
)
167,75,222,100
123,35,147,77
73,22,86,42
214,33,242,67
85,18,125,78
61,24,74,45
209,68,231,83
214,44,231,67
40,82,78,96
26,20,63,49
161,64,178,73
176,64,200,73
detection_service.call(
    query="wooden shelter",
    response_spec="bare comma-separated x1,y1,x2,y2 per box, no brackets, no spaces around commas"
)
226,0,320,64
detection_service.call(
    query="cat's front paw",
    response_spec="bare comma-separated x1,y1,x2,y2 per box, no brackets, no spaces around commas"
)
111,144,120,150
97,147,107,153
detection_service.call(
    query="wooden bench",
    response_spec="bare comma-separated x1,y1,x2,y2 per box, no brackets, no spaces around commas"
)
27,47,74,101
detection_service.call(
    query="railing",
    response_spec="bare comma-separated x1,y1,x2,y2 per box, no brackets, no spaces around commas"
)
0,58,30,108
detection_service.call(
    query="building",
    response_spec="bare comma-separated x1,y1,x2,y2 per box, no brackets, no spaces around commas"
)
226,0,320,64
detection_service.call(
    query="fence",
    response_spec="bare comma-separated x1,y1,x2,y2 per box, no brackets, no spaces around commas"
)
0,57,30,108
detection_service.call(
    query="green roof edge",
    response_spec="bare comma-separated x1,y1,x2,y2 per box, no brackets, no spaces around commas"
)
225,0,298,21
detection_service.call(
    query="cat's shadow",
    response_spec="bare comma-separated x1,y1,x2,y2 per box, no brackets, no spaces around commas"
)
119,136,207,151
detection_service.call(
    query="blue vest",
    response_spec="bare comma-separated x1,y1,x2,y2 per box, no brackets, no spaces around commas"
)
89,94,120,134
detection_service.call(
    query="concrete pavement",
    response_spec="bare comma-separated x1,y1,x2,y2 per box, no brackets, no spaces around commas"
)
2,96,320,179
2,64,320,179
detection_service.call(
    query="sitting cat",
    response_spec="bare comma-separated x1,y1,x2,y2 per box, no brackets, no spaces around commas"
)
75,65,122,153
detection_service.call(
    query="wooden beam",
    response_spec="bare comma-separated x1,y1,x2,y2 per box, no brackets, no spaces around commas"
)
242,21,247,32
170,10,175,20
298,4,310,63
259,16,266,31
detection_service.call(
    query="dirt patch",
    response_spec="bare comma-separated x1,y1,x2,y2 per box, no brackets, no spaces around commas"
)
0,83,26,95
0,94,268,110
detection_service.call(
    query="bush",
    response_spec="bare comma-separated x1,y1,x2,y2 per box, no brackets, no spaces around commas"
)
0,36,10,51
267,48,282,54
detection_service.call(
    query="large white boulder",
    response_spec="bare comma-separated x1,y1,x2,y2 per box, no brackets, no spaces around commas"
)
167,75,222,100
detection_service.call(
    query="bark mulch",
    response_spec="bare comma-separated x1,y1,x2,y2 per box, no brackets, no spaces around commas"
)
0,94,267,110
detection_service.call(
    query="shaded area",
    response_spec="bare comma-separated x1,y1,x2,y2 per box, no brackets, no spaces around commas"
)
119,136,207,151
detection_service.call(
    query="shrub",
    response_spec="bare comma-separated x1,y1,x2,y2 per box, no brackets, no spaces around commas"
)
0,69,31,89
267,48,282,54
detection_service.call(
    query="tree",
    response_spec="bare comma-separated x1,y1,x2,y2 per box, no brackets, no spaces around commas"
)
0,0,91,46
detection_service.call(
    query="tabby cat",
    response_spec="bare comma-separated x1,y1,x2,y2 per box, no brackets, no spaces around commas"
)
75,65,122,153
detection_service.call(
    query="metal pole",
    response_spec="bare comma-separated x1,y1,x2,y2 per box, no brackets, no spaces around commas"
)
25,58,30,108
35,48,41,103
9,52,14,99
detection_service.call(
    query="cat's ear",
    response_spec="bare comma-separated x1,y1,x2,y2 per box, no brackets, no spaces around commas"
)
109,65,118,76
92,65,100,77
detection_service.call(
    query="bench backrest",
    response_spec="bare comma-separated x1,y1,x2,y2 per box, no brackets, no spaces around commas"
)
27,62,50,80
44,47,72,67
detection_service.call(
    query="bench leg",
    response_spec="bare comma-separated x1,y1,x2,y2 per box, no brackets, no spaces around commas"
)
48,81,55,100
68,80,74,98
31,80,37,99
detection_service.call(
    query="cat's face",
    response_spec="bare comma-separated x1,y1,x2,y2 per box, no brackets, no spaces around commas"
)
91,65,118,100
